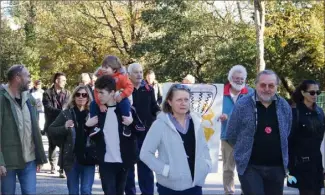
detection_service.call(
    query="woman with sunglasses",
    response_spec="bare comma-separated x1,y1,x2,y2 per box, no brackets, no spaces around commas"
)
48,85,96,195
140,84,212,195
288,80,325,195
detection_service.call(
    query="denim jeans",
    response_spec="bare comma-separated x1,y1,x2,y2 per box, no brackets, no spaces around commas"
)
65,161,95,195
99,162,128,195
1,160,37,195
125,137,154,195
238,165,285,195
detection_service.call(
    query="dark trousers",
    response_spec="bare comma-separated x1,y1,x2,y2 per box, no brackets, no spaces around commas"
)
238,165,285,195
47,135,57,167
125,137,154,195
156,183,202,195
299,189,322,195
99,162,128,195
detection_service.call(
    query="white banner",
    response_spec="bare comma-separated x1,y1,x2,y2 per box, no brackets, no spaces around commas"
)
162,83,224,172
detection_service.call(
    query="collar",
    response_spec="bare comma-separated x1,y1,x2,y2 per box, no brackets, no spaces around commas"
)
3,85,29,103
224,82,249,96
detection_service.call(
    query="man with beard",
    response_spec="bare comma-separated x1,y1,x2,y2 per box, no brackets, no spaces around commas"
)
43,72,70,178
0,65,47,194
226,70,292,195
218,65,252,195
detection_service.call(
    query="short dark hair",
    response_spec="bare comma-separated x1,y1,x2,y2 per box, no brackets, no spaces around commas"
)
145,69,155,76
53,72,66,84
7,64,25,81
95,75,116,92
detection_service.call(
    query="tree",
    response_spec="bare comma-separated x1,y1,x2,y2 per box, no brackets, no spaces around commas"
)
254,0,266,72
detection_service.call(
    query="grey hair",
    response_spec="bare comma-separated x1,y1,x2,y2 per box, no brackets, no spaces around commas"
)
227,65,247,82
255,70,281,85
7,64,25,81
127,63,142,74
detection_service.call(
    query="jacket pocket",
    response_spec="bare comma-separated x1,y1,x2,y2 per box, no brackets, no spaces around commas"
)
195,158,210,186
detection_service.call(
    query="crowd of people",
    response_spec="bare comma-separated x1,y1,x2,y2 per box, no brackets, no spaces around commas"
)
0,55,324,195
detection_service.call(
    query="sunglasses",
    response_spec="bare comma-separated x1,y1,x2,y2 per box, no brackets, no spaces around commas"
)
259,83,276,89
173,84,191,92
304,90,321,96
75,92,88,98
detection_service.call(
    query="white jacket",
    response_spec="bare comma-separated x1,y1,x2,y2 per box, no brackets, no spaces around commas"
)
140,112,212,191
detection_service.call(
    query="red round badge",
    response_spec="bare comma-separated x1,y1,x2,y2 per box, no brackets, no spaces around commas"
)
265,127,272,134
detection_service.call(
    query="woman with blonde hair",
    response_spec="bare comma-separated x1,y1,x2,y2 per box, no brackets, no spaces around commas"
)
48,85,97,195
140,84,211,195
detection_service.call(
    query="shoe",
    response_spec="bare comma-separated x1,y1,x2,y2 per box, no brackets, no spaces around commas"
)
50,165,55,174
59,169,66,178
123,127,131,137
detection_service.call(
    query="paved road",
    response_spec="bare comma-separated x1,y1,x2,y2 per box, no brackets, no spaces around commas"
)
10,135,307,194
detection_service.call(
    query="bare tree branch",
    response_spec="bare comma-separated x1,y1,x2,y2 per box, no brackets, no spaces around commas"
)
106,0,129,53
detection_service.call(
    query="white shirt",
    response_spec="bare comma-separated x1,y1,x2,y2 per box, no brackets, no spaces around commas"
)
103,106,122,163
230,92,240,103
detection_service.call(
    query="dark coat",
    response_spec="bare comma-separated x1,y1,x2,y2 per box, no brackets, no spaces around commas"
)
288,103,325,190
43,87,70,134
48,107,94,172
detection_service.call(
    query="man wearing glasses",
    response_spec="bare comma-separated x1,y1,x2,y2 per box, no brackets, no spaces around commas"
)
0,65,47,194
226,70,292,195
218,65,252,195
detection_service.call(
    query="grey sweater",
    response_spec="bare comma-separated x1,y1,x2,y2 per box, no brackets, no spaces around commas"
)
226,92,292,175
140,112,212,190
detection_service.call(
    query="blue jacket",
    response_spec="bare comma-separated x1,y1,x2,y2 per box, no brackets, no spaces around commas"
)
226,92,292,175
220,83,253,140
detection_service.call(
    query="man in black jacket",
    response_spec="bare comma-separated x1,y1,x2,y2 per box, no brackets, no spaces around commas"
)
43,72,70,177
125,63,160,195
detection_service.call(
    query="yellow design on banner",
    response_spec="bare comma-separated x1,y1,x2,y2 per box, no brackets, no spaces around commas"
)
202,109,215,125
203,127,214,141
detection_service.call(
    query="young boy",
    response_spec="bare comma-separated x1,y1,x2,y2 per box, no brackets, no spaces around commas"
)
90,55,134,136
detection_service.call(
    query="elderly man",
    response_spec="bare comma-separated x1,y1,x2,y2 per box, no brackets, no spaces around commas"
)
0,65,47,194
219,65,252,195
226,70,292,195
182,74,196,84
125,63,160,195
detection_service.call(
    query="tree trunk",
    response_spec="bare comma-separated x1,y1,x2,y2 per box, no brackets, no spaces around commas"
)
254,0,266,72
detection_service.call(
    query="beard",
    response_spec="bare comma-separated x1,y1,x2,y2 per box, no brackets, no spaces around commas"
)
20,83,29,92
230,81,245,91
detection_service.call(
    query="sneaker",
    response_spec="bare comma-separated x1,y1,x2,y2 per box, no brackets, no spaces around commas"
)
59,169,66,178
123,127,131,137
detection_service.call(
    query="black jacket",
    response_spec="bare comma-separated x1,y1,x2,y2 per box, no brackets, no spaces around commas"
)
48,108,93,172
43,87,70,133
288,103,325,190
90,101,143,168
132,81,160,139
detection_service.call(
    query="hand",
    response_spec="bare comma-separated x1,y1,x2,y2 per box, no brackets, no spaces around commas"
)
115,94,123,103
65,120,74,129
0,166,7,176
36,165,43,173
99,105,107,112
218,114,228,122
122,114,133,126
86,116,98,127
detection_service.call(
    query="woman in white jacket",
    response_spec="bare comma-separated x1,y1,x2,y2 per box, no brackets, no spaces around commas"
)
140,84,212,195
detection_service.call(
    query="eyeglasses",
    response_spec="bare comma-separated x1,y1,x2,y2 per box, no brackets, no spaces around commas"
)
232,76,245,82
75,92,88,98
259,83,276,89
304,90,321,96
172,84,191,92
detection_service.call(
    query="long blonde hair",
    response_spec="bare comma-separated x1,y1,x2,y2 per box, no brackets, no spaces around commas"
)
66,85,92,110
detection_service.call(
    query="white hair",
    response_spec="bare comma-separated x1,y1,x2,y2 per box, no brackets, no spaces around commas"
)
227,65,247,82
127,63,142,74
